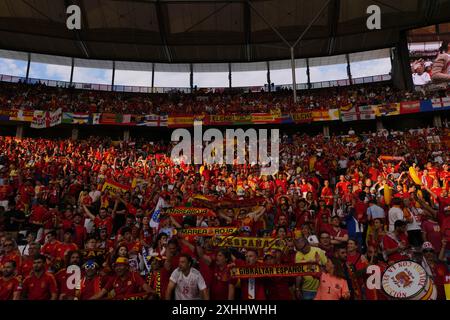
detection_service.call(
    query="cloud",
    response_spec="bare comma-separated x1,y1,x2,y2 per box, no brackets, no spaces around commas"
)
154,72,190,88
194,72,229,88
0,58,27,77
350,58,391,78
73,67,112,85
0,56,392,88
114,70,153,87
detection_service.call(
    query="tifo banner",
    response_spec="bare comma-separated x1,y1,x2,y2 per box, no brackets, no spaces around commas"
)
291,112,313,123
251,113,282,124
340,105,359,122
100,113,119,125
164,207,215,217
102,179,130,194
9,110,34,122
400,101,421,114
168,115,196,128
62,113,89,124
31,108,62,129
212,236,286,250
208,114,253,126
1,96,450,128
136,114,167,127
230,263,321,278
312,108,340,121
177,227,238,238
359,105,376,120
192,194,265,209
374,103,401,116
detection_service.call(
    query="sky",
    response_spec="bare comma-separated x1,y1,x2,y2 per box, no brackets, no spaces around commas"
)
0,56,391,88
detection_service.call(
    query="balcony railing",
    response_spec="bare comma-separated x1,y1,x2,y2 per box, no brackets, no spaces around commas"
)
0,73,391,94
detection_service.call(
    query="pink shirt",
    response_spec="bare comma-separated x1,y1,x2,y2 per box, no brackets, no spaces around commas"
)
314,273,349,300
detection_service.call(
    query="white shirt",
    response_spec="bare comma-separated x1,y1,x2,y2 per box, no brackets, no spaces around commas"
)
170,267,207,300
412,72,431,86
388,206,404,232
338,159,348,169
406,207,423,231
89,190,101,203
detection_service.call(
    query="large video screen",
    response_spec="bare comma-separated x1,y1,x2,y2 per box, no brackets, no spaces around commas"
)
407,22,450,89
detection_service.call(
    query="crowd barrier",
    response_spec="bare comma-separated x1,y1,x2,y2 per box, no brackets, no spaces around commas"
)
0,96,448,129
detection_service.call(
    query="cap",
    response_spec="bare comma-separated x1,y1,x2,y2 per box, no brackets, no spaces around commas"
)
114,257,129,265
82,260,99,269
422,242,434,251
424,61,432,68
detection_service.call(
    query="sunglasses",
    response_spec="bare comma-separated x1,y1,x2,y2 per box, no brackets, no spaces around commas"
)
4,243,13,247
423,249,434,253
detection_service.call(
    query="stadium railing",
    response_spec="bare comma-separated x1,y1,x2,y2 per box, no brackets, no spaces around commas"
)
0,73,391,94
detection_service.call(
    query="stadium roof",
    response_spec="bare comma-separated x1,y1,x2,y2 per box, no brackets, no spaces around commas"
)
0,0,449,65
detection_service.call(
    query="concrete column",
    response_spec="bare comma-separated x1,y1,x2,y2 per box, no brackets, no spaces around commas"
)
433,114,442,128
323,125,330,137
16,125,24,138
123,129,130,142
71,128,79,141
376,119,384,131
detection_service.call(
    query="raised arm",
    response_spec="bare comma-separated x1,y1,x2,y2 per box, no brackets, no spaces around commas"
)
82,204,96,221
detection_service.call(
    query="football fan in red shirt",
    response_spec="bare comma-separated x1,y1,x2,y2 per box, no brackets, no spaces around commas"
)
55,250,82,300
0,261,21,300
197,247,236,300
382,220,411,263
235,249,267,300
79,260,104,300
90,257,153,300
21,254,58,300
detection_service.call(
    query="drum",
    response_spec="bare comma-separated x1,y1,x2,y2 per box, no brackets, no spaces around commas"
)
381,260,436,300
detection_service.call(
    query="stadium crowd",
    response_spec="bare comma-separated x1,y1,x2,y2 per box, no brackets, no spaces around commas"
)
0,80,441,115
0,125,448,300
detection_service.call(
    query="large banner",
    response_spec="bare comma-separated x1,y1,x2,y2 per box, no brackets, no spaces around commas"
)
1,96,449,128
211,236,286,250
340,104,359,122
230,263,320,278
62,113,89,124
374,103,401,116
177,227,238,238
400,101,421,114
291,112,313,123
102,179,130,194
31,108,62,129
165,207,216,217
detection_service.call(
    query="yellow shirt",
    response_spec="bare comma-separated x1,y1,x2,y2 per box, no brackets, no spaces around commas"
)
295,247,327,292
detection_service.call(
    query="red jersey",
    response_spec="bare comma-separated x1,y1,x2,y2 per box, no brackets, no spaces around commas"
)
265,277,294,300
54,243,78,260
22,272,58,300
103,271,147,299
41,240,62,259
0,277,21,300
0,251,22,272
55,268,75,298
20,257,34,278
94,216,113,236
79,276,103,300
437,197,450,244
209,261,236,300
382,232,409,263
320,187,334,206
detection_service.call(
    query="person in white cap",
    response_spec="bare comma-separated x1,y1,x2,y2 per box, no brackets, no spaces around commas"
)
420,241,448,300
412,63,431,86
